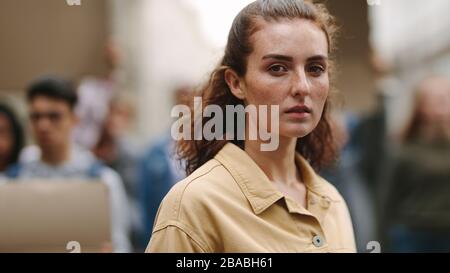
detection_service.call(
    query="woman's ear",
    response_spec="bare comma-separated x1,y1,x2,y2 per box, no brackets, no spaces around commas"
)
225,69,246,100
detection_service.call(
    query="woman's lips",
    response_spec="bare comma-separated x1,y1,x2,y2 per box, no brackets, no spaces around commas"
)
285,105,312,119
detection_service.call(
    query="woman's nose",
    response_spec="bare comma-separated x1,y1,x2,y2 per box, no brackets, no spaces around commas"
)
291,70,311,97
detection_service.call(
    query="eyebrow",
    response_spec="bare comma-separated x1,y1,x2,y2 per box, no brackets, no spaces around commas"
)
262,54,328,62
262,54,293,62
307,55,328,62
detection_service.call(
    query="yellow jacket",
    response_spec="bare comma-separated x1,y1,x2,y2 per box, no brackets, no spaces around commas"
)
147,143,356,253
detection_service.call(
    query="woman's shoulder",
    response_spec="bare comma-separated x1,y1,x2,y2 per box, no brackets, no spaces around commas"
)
154,159,236,223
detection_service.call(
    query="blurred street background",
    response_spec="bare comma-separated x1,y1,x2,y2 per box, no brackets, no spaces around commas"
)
0,0,449,253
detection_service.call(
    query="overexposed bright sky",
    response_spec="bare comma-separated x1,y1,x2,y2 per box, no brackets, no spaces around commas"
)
184,0,255,48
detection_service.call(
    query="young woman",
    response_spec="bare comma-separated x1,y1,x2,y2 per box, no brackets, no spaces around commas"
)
147,0,356,253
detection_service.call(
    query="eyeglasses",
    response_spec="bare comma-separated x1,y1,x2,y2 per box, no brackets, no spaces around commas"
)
29,112,64,123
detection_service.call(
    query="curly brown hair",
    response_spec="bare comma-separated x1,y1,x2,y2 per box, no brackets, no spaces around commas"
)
177,0,339,175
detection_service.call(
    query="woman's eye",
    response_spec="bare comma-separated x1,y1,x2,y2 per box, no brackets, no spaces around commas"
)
307,65,326,76
268,64,288,75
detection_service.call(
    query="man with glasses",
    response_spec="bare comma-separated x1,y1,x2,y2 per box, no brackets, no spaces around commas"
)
9,76,131,252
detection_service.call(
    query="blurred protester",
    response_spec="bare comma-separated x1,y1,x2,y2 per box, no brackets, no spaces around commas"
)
73,40,125,150
321,112,377,252
137,86,189,250
93,94,141,250
7,76,132,252
380,75,450,252
0,103,25,178
352,50,395,192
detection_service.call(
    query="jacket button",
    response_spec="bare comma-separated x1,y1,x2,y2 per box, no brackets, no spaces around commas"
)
312,235,325,248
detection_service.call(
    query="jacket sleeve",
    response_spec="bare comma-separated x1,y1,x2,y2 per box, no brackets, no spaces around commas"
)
146,225,207,253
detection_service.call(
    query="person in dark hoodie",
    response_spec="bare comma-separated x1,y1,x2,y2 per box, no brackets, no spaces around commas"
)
380,75,450,252
0,103,24,178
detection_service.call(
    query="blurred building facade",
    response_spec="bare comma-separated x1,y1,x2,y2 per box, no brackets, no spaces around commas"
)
0,0,109,95
110,0,217,141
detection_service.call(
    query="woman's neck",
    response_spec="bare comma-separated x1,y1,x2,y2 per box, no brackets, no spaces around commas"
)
244,137,300,186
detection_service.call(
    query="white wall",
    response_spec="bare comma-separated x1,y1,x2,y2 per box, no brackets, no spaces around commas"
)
370,0,450,66
109,0,220,142
369,0,450,136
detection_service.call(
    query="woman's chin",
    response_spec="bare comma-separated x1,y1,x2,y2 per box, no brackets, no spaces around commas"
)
280,128,312,139
279,120,318,138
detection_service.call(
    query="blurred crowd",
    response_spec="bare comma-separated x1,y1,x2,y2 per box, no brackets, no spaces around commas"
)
1,33,450,254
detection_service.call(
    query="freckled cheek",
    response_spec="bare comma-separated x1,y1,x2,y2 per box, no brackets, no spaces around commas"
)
311,80,329,109
244,75,285,106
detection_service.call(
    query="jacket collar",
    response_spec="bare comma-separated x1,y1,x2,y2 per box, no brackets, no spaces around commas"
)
214,143,337,215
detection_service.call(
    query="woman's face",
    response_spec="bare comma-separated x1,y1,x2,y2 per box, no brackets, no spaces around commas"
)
0,114,14,168
240,18,330,139
417,77,450,125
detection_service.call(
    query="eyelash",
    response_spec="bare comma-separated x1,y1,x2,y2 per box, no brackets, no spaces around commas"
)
267,63,326,77
307,64,326,76
268,64,288,75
